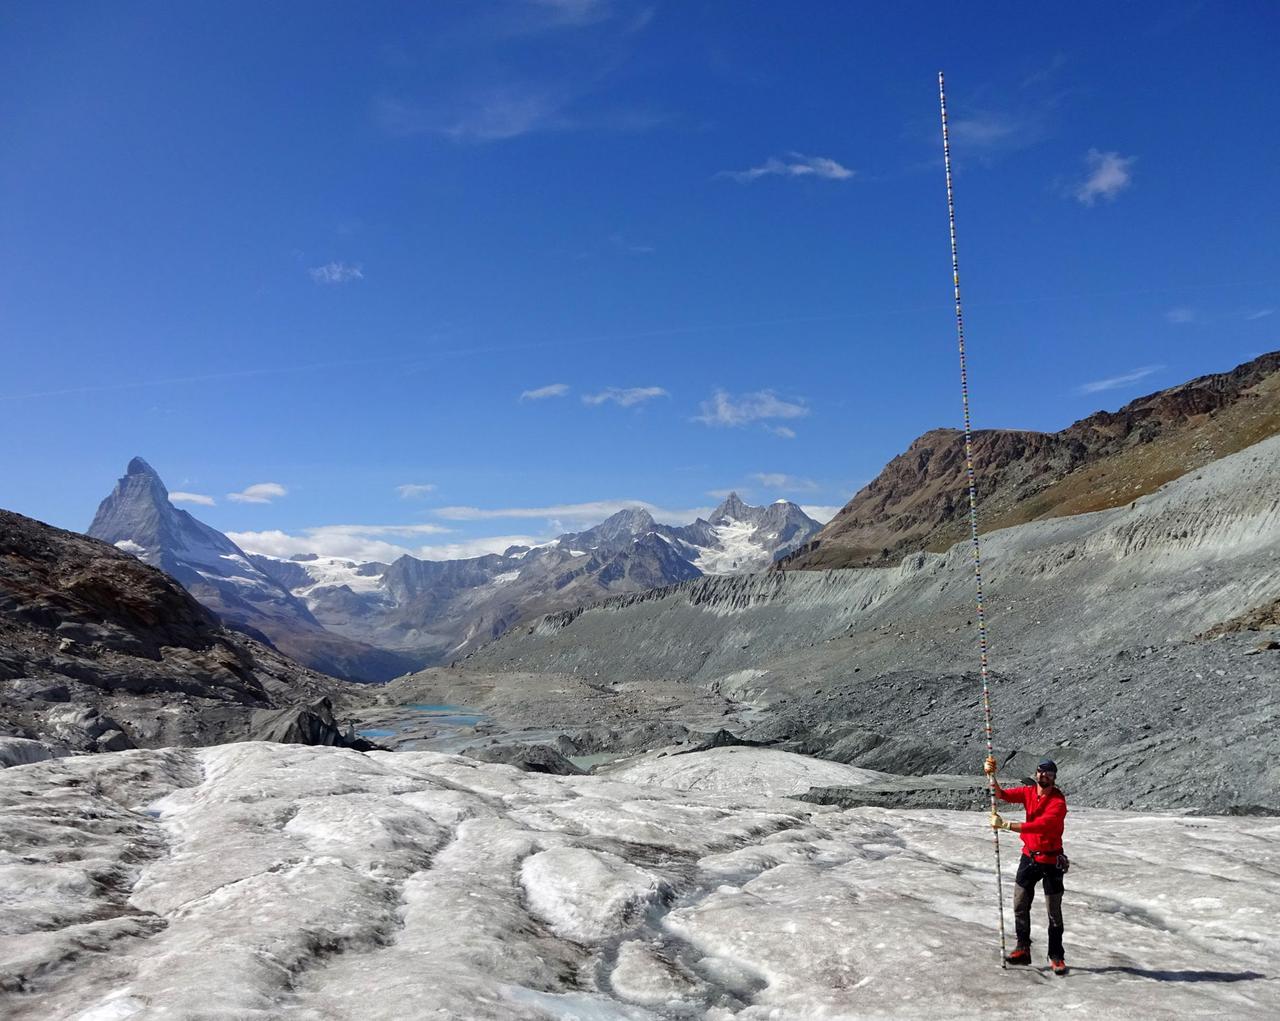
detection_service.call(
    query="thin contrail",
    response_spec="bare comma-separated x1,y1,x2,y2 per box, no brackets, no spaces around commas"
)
0,356,408,402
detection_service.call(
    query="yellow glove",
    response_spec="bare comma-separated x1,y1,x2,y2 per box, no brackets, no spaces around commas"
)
983,756,997,776
990,811,1011,831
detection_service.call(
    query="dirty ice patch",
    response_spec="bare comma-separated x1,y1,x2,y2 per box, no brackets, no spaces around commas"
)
609,747,888,798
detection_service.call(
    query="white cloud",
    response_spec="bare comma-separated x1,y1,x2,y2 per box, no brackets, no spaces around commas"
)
720,153,854,183
582,386,669,407
227,482,288,504
416,536,550,560
1165,307,1196,324
706,488,744,500
309,262,364,284
750,473,818,491
695,389,809,429
1244,309,1274,321
396,484,437,499
228,522,458,564
520,383,570,401
768,425,797,439
169,492,216,507
801,505,842,524
1074,149,1135,205
1074,365,1163,395
434,499,708,527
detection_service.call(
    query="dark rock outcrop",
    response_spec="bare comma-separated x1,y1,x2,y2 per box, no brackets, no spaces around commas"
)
677,728,767,754
463,742,585,775
0,509,369,758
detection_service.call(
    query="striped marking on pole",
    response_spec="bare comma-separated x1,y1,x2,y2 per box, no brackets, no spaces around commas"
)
938,70,1009,969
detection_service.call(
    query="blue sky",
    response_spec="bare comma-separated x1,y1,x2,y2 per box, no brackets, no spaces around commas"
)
3,1,1277,562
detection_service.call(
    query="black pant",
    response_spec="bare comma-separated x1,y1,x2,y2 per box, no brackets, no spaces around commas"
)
1013,854,1065,960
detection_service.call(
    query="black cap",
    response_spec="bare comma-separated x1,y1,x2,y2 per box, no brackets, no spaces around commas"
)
1037,759,1058,773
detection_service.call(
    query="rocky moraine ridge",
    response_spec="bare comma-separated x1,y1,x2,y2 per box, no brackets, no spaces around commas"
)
459,431,1280,814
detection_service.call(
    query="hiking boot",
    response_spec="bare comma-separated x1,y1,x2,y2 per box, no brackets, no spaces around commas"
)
1050,959,1069,976
1005,947,1031,966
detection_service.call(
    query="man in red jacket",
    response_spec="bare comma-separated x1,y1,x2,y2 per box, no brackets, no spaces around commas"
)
984,756,1069,975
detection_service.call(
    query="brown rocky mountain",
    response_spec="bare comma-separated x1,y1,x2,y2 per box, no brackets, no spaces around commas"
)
781,350,1280,570
0,509,371,761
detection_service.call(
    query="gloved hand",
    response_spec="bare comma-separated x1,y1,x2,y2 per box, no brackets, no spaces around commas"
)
983,756,997,776
990,811,1011,831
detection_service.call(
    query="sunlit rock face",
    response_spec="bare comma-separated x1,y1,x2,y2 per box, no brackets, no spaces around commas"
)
2,744,1277,1019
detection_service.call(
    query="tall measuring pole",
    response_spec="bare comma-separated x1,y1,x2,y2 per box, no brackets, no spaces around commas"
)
938,70,1008,968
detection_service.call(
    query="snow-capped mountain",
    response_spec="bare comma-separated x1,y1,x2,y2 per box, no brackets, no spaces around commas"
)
247,494,821,666
689,492,820,573
86,459,414,682
88,461,819,670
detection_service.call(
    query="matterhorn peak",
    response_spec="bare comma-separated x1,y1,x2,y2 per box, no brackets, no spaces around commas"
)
88,457,234,564
126,456,160,478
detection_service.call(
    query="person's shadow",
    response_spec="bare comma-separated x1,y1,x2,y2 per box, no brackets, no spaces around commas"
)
1070,966,1266,983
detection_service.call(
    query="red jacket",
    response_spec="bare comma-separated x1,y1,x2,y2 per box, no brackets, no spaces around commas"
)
996,784,1067,857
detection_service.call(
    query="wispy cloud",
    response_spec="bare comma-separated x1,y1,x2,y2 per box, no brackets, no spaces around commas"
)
695,389,809,430
1165,307,1196,324
529,0,616,27
719,153,854,183
1074,365,1163,395
938,90,1059,162
169,492,216,507
227,482,288,504
948,112,1022,149
520,383,570,401
609,233,655,255
378,89,663,143
380,90,569,142
434,499,707,527
1245,309,1275,321
517,0,652,33
396,483,437,499
750,473,818,491
706,488,743,500
1074,149,1135,205
582,386,669,407
768,425,797,440
309,262,364,284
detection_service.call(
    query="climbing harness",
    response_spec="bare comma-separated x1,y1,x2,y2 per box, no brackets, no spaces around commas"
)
937,71,1009,968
